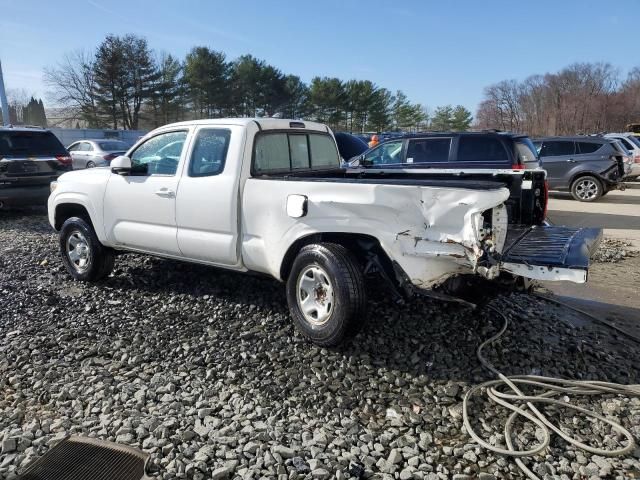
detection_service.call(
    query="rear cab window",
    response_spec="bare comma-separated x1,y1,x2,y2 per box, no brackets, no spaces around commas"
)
253,132,340,174
0,131,67,158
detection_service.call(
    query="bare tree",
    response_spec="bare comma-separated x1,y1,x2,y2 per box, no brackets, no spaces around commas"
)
476,62,624,136
44,50,103,128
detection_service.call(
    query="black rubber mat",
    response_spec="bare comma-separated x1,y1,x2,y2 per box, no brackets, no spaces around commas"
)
17,436,151,480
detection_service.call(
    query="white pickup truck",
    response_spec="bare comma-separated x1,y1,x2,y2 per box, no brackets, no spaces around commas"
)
48,119,601,345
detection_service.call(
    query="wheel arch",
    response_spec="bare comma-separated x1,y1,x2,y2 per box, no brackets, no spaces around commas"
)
279,232,400,288
54,202,94,231
568,170,604,188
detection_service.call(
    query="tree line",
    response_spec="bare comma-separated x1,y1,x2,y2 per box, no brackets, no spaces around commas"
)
476,62,640,136
0,89,47,127
45,33,473,132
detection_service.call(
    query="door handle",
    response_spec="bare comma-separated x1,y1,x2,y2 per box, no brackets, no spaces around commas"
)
155,189,175,198
566,159,576,163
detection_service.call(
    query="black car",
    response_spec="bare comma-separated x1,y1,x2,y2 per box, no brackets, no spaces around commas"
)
349,131,540,170
533,136,627,201
0,127,72,208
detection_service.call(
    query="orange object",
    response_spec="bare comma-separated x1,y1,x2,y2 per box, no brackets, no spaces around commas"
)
368,135,379,148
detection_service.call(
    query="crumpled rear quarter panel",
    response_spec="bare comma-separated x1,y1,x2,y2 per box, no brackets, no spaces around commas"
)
241,178,509,288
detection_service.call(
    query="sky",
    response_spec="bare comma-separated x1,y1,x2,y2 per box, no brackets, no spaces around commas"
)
0,0,637,114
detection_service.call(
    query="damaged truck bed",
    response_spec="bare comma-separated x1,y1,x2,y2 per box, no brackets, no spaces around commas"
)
48,119,601,345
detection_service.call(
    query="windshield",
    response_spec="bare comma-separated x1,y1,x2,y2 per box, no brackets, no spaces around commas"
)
98,141,128,151
515,138,539,164
0,131,67,158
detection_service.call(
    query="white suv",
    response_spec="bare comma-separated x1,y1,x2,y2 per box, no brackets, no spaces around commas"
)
605,133,640,180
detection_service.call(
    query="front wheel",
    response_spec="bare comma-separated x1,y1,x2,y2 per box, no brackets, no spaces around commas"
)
59,216,115,281
571,175,603,202
286,243,367,346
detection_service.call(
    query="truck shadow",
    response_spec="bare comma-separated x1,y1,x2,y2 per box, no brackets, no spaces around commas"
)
105,256,640,390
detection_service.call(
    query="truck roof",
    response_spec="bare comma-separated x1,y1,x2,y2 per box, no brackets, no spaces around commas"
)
160,118,331,133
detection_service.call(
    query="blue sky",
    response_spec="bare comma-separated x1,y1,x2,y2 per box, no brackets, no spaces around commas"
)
0,0,637,114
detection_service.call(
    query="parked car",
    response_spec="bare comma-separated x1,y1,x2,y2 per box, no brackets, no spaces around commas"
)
334,132,368,163
533,136,628,201
0,126,72,208
67,139,129,170
604,133,640,180
49,118,600,346
348,131,541,170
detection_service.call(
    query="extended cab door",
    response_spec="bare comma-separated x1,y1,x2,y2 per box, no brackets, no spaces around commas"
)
103,129,189,255
175,126,242,265
538,140,576,189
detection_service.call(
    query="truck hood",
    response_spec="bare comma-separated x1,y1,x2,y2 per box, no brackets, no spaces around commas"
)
57,167,113,184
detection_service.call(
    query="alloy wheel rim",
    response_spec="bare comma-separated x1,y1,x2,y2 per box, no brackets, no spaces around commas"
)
576,179,598,200
66,230,92,273
297,265,334,326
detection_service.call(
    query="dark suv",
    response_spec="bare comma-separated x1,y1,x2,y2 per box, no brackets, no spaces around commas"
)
349,131,540,170
533,136,627,201
0,127,72,208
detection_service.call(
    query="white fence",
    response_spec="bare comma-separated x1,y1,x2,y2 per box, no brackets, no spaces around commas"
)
49,128,148,148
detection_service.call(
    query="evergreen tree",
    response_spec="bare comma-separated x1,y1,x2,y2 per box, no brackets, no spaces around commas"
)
431,105,455,130
451,105,473,131
183,47,230,118
367,88,393,132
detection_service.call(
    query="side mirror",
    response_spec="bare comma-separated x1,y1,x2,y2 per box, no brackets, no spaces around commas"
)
111,155,132,175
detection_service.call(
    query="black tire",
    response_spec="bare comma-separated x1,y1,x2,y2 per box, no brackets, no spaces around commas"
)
570,175,603,202
86,161,96,169
59,216,115,281
286,243,367,346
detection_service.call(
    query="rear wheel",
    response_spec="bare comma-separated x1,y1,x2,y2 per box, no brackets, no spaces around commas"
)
570,175,603,202
59,216,115,281
286,243,366,346
86,161,96,169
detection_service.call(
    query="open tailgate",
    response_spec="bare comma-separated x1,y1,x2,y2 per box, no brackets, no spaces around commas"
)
499,225,603,283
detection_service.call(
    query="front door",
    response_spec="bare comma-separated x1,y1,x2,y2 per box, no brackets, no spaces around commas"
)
539,140,576,189
175,126,240,265
103,129,189,255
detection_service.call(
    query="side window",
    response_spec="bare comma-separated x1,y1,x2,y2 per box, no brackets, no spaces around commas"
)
457,137,508,162
407,138,451,163
85,143,94,151
77,142,90,152
254,134,290,172
68,143,80,152
363,140,403,165
130,131,187,175
576,142,602,154
539,141,575,157
188,129,231,177
309,134,340,168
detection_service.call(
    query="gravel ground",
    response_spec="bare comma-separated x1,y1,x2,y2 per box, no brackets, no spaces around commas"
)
1,209,639,480
591,238,638,264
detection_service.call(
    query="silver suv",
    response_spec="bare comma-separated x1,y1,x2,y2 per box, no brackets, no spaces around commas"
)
0,127,72,208
533,136,628,201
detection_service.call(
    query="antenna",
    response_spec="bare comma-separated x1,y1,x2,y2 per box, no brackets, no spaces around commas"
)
0,59,10,126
